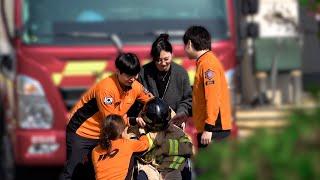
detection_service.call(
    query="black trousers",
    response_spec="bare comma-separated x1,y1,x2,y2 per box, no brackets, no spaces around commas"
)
61,131,99,180
197,130,231,148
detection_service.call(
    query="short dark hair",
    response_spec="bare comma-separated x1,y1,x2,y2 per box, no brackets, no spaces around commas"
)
183,26,211,51
115,52,141,76
150,34,173,61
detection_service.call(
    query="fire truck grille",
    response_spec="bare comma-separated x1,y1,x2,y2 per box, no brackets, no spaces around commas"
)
59,87,87,110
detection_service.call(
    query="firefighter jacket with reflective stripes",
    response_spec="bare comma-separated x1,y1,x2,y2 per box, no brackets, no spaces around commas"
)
192,51,232,132
140,124,193,172
92,135,151,180
67,74,153,139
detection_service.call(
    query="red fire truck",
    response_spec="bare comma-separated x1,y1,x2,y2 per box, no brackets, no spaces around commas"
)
0,0,257,179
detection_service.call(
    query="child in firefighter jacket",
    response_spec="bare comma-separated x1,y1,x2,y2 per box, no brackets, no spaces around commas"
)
137,97,194,180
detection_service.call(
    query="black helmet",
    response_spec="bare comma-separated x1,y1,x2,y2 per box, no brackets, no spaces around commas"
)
141,97,171,132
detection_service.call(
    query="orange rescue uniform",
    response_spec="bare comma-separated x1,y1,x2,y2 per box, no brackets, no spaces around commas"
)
92,135,150,180
67,74,153,139
192,51,232,132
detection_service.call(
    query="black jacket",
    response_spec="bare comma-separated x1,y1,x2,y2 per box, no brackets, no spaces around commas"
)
139,62,192,116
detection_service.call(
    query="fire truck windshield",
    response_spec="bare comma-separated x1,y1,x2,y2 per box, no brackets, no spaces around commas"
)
21,0,229,45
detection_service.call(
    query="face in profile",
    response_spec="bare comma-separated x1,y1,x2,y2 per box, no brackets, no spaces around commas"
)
117,72,138,87
154,50,172,72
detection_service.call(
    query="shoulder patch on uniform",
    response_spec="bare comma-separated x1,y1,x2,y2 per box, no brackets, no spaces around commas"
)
204,69,215,80
205,80,215,86
104,97,113,105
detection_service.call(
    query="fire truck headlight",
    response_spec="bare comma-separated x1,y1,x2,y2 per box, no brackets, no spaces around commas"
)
17,75,53,129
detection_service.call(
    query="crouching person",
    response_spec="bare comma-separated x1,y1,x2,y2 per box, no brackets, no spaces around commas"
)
137,97,194,180
92,114,152,180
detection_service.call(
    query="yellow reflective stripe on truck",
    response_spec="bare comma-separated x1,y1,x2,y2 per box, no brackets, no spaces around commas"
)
173,57,182,65
52,73,64,86
63,61,107,76
51,58,196,85
51,60,108,85
188,69,195,85
95,72,112,82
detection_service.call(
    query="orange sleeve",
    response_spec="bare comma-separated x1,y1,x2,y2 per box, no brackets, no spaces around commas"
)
201,62,221,127
128,135,150,152
136,83,153,104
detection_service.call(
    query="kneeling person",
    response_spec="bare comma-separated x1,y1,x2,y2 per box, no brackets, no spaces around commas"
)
92,115,151,180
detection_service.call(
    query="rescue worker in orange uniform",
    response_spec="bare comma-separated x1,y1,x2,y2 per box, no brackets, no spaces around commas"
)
92,114,151,180
61,53,153,180
183,26,232,148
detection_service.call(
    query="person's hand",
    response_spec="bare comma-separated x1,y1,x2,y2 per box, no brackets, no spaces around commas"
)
201,131,212,145
170,112,188,127
138,128,146,135
136,117,146,127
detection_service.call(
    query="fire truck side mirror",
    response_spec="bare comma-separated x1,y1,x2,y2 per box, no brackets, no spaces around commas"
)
240,22,259,39
246,22,259,39
241,0,259,15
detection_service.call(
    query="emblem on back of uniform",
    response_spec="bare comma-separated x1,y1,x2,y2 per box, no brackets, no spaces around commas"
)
104,97,113,105
205,69,215,80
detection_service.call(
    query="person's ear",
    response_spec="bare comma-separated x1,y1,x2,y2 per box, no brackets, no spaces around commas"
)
116,69,120,75
187,40,193,50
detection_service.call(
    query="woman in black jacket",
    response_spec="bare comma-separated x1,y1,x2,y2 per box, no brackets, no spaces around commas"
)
139,34,192,127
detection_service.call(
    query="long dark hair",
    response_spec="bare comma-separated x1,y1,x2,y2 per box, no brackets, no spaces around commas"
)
150,33,173,61
100,114,126,153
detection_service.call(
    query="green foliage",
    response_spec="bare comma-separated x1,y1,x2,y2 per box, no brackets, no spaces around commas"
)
194,93,320,179
299,0,320,12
